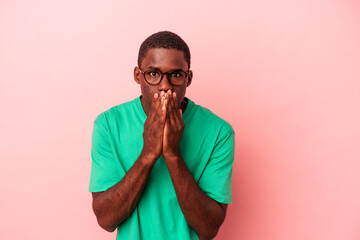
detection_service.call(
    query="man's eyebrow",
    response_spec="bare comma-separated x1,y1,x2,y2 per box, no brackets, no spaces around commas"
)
148,66,160,70
147,67,186,72
169,68,185,72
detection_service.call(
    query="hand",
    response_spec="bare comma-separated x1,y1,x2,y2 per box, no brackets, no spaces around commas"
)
142,92,168,161
162,90,185,160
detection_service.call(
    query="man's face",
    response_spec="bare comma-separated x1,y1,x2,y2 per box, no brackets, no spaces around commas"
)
134,48,192,115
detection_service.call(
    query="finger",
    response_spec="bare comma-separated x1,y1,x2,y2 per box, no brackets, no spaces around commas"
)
152,93,166,126
158,93,168,126
153,91,165,124
148,93,160,119
172,92,179,109
166,91,176,126
160,91,165,102
162,96,168,116
169,91,175,109
171,91,179,123
151,93,159,109
172,92,182,124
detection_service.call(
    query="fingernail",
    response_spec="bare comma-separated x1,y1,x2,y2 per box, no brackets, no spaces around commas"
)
160,91,164,97
168,90,172,95
154,93,158,98
173,92,176,97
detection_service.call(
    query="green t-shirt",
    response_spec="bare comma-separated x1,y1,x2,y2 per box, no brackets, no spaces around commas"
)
89,96,235,240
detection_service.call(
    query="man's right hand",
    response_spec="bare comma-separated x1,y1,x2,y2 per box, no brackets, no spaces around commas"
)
142,92,168,161
92,92,168,231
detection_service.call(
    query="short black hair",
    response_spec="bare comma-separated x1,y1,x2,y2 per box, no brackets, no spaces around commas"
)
137,31,191,69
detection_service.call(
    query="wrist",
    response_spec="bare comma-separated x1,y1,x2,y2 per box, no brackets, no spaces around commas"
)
163,150,181,162
139,149,158,166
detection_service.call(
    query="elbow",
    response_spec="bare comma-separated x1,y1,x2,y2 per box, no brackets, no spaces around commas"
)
197,225,221,240
92,199,118,233
209,228,220,239
98,220,117,232
202,229,220,240
94,210,117,232
197,214,225,240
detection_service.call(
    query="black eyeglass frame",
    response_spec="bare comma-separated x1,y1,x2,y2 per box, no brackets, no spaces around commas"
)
138,67,190,86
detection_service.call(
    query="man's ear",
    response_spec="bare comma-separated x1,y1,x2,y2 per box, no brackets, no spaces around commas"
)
134,67,141,84
186,70,193,87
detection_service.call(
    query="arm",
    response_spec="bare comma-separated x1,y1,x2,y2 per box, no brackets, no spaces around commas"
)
92,151,157,232
165,155,228,240
92,93,168,232
162,91,228,240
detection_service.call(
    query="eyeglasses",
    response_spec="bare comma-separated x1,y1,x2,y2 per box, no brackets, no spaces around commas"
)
138,67,189,86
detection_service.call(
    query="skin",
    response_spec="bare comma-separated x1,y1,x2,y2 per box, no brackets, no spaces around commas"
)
135,48,192,116
91,48,227,240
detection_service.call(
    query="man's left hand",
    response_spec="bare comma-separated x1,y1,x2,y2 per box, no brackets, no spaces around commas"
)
162,90,184,160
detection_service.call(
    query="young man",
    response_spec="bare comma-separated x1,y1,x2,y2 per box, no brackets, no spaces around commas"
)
89,31,235,240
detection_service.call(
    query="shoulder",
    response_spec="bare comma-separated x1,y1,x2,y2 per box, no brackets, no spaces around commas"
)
93,98,140,126
186,99,234,136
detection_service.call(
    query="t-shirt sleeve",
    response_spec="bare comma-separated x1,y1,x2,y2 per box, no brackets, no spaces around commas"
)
197,125,235,204
89,113,121,192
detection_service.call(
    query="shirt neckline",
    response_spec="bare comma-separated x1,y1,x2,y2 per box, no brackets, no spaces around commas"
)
136,96,147,123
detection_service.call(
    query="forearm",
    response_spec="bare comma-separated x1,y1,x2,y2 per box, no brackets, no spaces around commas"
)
92,151,156,232
165,155,227,240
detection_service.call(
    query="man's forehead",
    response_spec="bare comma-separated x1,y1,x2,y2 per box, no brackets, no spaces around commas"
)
141,48,188,70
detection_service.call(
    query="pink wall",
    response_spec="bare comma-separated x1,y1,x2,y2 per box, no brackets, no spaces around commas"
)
1,0,360,239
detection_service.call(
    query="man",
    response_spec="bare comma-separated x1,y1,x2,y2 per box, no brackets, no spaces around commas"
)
89,31,235,240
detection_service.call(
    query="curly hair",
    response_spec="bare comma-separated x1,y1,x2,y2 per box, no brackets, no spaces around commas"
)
137,31,191,69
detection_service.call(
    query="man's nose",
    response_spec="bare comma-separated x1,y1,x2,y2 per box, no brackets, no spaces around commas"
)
158,74,172,92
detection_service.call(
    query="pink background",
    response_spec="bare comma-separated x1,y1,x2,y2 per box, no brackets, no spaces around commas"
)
1,0,360,239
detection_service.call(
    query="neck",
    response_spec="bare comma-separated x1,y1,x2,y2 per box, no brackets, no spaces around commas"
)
180,97,188,113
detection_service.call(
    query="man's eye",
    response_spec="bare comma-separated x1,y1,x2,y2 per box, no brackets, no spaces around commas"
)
171,72,182,78
148,71,159,77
